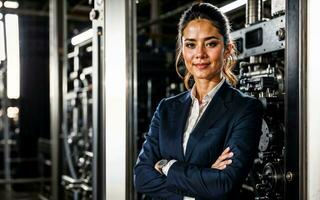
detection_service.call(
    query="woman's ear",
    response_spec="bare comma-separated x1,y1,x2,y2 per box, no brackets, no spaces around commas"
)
224,43,234,59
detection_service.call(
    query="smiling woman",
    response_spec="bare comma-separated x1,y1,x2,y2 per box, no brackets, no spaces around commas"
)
175,5,237,92
181,19,227,97
134,2,263,200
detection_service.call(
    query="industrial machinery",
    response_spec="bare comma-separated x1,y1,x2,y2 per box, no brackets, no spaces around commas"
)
61,31,93,200
231,0,286,199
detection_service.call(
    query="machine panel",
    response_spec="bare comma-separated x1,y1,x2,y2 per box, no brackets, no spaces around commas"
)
231,15,285,59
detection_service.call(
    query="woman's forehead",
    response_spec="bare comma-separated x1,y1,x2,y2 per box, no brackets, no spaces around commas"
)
182,19,223,40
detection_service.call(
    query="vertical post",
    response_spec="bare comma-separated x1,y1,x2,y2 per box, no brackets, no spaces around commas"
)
246,0,262,25
300,0,308,199
91,0,105,200
126,1,138,199
285,0,307,199
150,0,161,47
49,0,66,199
246,0,263,64
1,14,11,193
3,77,10,192
103,0,136,199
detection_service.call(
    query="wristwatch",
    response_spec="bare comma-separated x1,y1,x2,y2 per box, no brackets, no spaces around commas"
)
158,159,169,175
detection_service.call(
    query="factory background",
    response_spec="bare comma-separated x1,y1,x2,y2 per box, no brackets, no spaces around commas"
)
0,0,320,199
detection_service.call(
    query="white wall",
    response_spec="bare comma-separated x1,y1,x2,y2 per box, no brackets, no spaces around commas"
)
307,0,320,199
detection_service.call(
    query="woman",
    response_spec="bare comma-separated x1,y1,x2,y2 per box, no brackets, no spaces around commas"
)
134,3,263,200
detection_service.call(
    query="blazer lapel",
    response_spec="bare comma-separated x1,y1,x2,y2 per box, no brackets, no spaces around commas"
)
184,82,230,161
168,92,192,161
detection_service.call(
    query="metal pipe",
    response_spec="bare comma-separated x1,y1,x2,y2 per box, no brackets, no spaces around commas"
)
150,0,160,34
91,0,105,199
285,0,305,199
126,0,138,199
246,0,263,64
1,7,89,22
246,0,263,26
49,0,66,199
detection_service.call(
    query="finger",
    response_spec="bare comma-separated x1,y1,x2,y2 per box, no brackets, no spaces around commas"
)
211,160,232,170
211,159,228,168
216,151,234,163
154,161,161,173
212,153,233,168
217,159,232,168
218,147,232,159
212,163,226,170
211,148,233,167
221,147,231,155
211,158,232,169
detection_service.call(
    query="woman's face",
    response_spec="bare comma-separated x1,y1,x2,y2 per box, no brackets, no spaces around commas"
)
182,19,227,83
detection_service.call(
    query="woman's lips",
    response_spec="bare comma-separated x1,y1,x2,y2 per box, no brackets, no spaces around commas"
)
194,63,209,69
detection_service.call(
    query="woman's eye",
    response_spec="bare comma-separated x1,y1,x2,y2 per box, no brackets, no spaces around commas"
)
185,43,196,48
206,42,217,47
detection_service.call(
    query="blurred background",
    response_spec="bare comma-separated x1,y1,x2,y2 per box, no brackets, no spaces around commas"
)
0,0,319,199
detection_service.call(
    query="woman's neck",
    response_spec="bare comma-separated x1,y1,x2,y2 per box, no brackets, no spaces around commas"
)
194,78,222,103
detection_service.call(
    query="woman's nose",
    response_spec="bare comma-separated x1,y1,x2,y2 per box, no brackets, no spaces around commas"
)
195,45,207,59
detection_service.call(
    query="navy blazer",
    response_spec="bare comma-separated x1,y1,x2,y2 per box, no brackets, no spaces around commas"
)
134,81,263,200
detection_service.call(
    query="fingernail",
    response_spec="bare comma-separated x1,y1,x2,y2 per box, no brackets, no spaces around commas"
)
229,152,234,157
228,160,232,164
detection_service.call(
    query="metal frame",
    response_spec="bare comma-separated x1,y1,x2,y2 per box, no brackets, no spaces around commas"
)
91,1,105,200
300,0,308,199
285,0,307,199
1,7,89,22
126,0,138,199
49,0,66,199
102,0,137,199
61,35,94,198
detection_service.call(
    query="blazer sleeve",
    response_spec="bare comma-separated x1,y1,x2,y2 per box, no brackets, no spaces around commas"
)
165,98,263,199
134,99,181,199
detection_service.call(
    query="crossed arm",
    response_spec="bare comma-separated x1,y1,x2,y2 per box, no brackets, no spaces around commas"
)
134,99,263,199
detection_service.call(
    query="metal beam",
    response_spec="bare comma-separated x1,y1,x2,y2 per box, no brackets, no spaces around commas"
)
91,0,105,200
1,7,89,22
126,1,138,200
103,0,136,199
285,0,307,199
49,0,66,199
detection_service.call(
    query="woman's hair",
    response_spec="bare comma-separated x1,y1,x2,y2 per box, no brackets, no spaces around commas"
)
175,2,238,89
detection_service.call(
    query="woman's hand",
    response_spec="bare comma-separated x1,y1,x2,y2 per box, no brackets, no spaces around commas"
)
211,147,233,170
154,160,162,174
